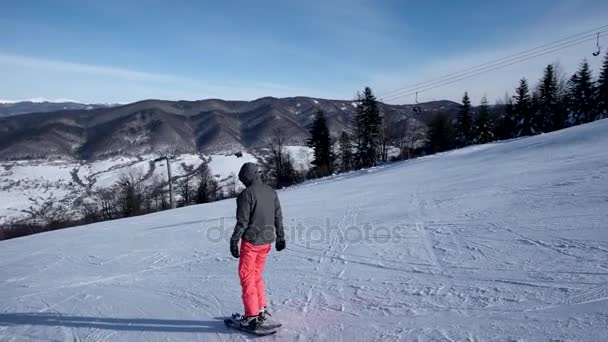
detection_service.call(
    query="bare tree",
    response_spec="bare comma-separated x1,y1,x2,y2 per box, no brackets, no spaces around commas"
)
21,195,70,227
379,112,394,163
176,163,196,206
552,61,569,98
87,187,119,220
116,168,146,217
338,131,354,172
140,175,164,212
395,118,428,160
195,160,218,204
224,172,238,198
266,128,299,188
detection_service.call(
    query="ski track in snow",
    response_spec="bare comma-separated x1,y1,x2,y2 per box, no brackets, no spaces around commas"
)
1,120,608,341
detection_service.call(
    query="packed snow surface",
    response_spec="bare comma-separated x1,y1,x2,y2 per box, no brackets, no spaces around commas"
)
1,120,608,341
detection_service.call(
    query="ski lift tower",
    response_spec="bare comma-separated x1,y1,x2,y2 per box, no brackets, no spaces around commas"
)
153,155,176,209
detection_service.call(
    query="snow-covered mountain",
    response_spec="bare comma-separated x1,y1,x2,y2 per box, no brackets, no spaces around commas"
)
0,98,81,104
1,119,607,341
0,99,118,117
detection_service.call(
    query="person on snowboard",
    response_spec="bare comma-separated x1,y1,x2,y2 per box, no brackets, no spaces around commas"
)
229,162,286,330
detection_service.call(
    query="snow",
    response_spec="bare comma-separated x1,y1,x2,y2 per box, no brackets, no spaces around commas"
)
313,100,319,104
0,152,258,222
1,120,608,341
284,145,313,171
207,152,258,179
0,98,81,104
8,161,72,182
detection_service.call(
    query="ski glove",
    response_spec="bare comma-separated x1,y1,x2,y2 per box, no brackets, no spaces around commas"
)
275,238,286,252
230,240,240,258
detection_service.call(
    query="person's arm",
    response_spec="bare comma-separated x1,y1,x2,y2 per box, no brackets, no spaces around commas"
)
274,193,286,251
230,190,251,257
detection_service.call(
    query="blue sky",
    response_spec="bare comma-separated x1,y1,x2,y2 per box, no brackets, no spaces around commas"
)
1,0,607,104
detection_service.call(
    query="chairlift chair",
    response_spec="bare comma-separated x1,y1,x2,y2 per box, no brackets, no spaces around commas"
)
593,32,601,57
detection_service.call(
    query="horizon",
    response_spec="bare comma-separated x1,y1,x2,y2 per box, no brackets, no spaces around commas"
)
1,0,607,104
0,95,463,106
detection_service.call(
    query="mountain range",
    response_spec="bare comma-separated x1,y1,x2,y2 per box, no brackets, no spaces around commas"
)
0,97,460,161
0,99,117,117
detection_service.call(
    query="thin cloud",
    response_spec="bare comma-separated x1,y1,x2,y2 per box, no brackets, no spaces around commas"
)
0,52,318,103
0,52,194,83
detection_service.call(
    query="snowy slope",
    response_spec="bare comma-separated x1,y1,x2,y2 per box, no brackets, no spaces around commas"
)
1,120,608,341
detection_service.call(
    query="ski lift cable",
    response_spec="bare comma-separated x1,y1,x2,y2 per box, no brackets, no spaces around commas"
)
382,33,608,102
381,29,608,102
380,24,608,99
384,33,608,102
379,23,608,99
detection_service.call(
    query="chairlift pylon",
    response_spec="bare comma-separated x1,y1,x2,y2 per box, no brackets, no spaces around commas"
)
413,92,422,112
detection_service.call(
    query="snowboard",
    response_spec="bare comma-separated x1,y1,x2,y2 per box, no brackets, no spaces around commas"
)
224,314,281,336
260,319,282,330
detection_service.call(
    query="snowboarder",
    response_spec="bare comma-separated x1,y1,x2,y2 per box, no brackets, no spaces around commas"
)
228,162,286,332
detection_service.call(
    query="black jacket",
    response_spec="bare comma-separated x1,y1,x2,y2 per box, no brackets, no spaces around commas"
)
230,163,285,245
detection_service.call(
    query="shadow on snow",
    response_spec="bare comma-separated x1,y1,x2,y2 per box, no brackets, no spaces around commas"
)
0,312,235,334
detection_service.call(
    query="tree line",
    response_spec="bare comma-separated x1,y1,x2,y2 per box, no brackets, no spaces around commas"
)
299,52,608,179
432,54,608,153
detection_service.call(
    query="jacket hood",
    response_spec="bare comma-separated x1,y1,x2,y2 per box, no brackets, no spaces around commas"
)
238,162,260,187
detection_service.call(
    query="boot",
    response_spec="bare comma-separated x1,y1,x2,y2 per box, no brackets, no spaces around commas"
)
239,315,259,331
258,307,271,324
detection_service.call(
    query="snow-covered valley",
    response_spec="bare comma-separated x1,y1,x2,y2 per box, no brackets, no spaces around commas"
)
1,120,607,341
0,150,292,223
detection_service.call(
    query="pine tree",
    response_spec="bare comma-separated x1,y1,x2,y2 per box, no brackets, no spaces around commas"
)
473,96,494,144
552,63,569,131
567,60,595,124
427,113,455,154
281,153,299,187
596,51,608,120
565,73,579,126
456,92,473,146
307,110,333,178
538,64,560,132
495,93,517,140
531,90,541,131
513,78,534,136
354,87,382,169
195,161,218,204
338,131,353,173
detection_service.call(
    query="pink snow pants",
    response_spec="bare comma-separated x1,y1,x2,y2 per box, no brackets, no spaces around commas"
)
239,240,271,317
